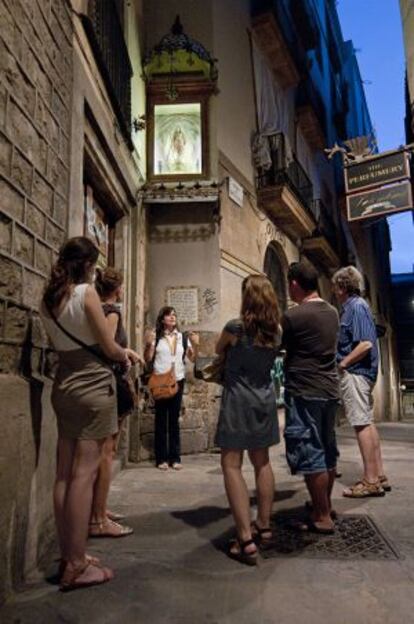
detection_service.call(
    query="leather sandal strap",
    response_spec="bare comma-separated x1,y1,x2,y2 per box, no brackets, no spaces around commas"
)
239,538,255,550
252,521,272,535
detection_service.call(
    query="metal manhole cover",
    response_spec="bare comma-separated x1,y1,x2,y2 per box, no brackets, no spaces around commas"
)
260,513,400,561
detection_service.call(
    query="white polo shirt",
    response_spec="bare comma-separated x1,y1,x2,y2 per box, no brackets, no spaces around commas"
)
153,331,190,381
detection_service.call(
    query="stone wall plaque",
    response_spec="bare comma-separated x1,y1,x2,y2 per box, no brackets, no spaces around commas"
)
228,176,244,207
166,286,200,325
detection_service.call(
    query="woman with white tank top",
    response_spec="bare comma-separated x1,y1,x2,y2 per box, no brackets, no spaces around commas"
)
40,237,129,591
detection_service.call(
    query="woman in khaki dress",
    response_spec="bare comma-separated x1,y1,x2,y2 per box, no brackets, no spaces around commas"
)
41,237,130,591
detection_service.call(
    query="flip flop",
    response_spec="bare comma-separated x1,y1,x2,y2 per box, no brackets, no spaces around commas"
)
305,501,338,521
290,518,335,535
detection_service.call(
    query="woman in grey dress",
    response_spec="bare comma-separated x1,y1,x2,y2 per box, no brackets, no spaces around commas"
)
215,274,281,565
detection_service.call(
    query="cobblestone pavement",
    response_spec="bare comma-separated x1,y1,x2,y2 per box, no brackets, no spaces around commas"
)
2,423,414,624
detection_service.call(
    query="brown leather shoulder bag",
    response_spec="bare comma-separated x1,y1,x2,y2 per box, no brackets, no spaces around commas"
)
148,335,179,400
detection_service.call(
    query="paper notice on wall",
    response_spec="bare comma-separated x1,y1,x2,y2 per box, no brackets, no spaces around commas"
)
166,286,199,325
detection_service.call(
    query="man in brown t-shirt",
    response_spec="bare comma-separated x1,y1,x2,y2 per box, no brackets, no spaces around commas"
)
282,262,339,533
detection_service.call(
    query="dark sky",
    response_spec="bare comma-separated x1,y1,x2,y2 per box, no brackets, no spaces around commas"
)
337,0,413,274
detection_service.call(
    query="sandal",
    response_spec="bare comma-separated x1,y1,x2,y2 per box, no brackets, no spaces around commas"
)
343,478,385,498
228,538,258,566
58,554,100,579
379,475,392,492
157,462,168,471
89,518,134,538
107,510,125,521
305,501,338,521
60,561,113,592
290,518,335,535
171,462,183,471
251,521,273,549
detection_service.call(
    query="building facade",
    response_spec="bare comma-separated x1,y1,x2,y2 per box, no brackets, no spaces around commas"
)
400,0,414,140
139,0,401,457
392,1,414,419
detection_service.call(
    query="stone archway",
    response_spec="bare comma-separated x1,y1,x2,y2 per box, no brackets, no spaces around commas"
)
263,242,288,313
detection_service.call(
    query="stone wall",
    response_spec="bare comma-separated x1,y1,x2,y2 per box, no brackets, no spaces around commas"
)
0,0,72,603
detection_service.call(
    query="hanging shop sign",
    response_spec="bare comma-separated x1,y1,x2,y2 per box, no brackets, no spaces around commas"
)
345,150,410,194
347,180,413,222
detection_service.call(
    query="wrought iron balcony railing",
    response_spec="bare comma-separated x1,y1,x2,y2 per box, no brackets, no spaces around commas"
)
83,0,133,150
256,133,314,213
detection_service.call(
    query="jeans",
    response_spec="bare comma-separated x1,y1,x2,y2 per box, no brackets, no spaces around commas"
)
154,379,184,465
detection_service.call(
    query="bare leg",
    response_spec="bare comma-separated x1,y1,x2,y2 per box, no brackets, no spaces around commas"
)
54,437,76,560
91,436,115,523
327,468,336,511
221,449,255,553
305,472,334,529
248,448,274,531
65,438,103,567
371,424,385,476
355,424,379,482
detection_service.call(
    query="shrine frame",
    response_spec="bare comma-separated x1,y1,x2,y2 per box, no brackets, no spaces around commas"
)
146,79,213,182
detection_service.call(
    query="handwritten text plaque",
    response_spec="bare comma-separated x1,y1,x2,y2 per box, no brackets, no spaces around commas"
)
166,286,199,325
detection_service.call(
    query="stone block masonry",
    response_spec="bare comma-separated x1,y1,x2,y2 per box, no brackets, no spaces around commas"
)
0,0,72,374
0,0,73,605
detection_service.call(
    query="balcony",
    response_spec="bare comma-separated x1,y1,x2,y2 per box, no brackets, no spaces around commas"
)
251,0,307,88
290,0,319,51
83,0,133,150
296,79,327,149
256,133,316,239
302,199,340,270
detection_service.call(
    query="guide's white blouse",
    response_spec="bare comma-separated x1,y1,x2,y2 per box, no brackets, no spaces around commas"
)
153,330,190,381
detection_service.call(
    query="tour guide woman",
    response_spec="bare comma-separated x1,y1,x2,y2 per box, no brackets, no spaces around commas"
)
41,237,130,591
144,306,199,470
215,274,281,565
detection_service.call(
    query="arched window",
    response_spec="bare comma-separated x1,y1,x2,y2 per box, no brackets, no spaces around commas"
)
263,243,288,313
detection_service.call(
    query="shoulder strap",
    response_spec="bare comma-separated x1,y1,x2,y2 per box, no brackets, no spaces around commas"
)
46,304,107,364
182,331,188,361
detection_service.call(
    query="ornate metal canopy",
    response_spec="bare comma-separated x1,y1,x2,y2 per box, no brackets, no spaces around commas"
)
143,15,218,88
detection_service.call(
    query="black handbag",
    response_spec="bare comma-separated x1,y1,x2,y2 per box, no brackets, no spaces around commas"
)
46,306,137,416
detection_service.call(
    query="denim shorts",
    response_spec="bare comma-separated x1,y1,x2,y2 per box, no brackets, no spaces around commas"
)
284,392,339,475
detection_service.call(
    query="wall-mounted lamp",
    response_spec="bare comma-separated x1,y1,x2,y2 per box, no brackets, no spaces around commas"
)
132,114,146,132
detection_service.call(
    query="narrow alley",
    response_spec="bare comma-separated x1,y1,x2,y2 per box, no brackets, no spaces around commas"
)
2,423,414,624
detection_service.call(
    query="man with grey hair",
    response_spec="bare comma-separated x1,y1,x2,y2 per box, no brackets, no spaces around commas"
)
332,266,390,497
